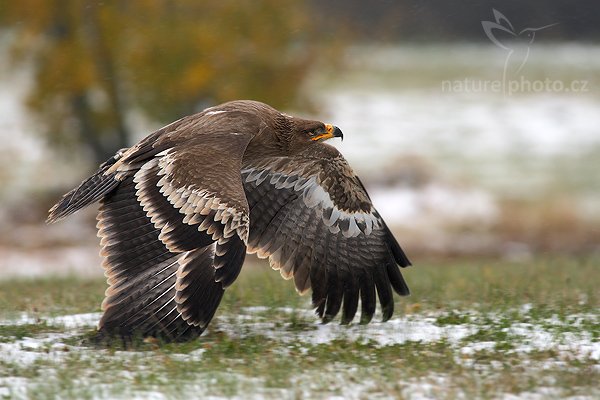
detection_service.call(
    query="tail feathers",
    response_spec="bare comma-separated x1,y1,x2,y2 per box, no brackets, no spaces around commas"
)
47,151,126,223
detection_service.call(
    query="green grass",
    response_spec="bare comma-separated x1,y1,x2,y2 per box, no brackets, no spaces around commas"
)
0,256,598,399
0,277,106,318
2,256,596,317
0,323,63,342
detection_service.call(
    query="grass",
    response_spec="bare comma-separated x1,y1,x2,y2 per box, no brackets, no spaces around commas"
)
0,256,598,399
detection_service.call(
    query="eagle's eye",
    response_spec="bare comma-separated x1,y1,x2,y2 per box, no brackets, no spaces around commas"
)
307,126,325,138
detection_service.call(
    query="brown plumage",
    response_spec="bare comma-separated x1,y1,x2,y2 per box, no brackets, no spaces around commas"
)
47,100,411,341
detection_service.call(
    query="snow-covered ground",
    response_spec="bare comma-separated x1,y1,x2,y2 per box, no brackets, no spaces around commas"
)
3,307,597,360
0,307,598,399
218,307,600,360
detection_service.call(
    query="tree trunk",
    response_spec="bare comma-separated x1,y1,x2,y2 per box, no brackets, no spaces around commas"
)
81,3,130,151
71,94,111,163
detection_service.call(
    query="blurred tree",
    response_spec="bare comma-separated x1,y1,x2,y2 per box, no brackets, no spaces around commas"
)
0,0,329,163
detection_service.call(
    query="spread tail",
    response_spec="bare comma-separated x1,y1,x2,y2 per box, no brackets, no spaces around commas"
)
47,151,125,223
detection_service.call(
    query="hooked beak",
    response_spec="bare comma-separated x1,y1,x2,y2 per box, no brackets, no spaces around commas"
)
311,124,344,142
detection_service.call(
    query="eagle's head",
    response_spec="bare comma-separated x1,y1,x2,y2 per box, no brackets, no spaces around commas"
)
217,100,343,157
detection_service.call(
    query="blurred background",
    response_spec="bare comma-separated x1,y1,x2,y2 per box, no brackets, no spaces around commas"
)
1,0,598,277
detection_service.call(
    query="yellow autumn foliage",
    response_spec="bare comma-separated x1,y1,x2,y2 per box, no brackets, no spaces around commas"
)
0,0,336,162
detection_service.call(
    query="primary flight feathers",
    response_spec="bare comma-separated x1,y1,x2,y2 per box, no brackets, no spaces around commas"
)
48,100,411,341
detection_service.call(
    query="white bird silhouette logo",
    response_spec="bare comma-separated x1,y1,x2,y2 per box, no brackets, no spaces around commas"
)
482,9,557,84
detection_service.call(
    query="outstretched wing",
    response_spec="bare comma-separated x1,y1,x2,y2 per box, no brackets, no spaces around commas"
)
242,144,411,324
49,109,258,338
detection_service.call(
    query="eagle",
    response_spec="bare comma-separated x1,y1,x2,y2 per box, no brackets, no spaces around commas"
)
47,100,411,341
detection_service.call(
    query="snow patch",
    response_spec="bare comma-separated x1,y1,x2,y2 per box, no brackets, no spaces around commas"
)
48,313,101,329
371,183,499,227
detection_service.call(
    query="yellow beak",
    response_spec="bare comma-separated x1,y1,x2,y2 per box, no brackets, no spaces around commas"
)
311,124,344,141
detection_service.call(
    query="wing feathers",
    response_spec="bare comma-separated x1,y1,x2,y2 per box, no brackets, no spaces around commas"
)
373,263,394,322
96,152,251,338
243,160,411,325
384,222,412,268
323,267,342,323
96,177,201,340
174,245,225,328
340,271,359,325
292,245,312,294
386,251,411,296
359,271,376,324
214,235,246,287
47,152,123,223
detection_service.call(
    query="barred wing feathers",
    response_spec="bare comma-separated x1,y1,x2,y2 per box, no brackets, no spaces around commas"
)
49,109,256,338
242,145,411,325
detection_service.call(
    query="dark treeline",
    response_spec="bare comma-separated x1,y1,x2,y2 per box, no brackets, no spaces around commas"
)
312,0,600,42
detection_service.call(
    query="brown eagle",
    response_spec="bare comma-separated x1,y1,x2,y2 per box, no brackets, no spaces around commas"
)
47,100,411,340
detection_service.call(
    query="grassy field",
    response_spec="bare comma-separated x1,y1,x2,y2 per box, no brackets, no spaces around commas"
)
0,257,598,399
